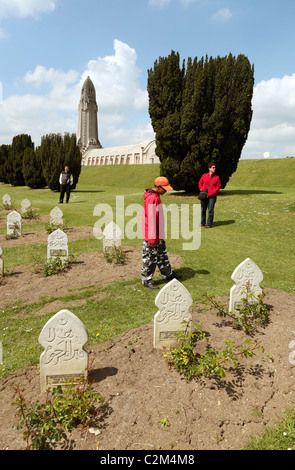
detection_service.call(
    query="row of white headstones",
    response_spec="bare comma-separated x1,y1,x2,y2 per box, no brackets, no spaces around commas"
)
38,258,266,392
0,206,68,272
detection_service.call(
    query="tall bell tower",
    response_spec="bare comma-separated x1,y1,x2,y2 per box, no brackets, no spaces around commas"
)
77,76,102,154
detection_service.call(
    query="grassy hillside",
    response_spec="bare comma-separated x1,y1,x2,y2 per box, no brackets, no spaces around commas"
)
1,159,294,295
0,157,294,382
228,157,295,188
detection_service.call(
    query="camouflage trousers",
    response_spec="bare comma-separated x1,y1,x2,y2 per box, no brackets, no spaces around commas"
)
141,240,173,283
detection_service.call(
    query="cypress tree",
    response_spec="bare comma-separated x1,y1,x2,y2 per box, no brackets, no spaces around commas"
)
147,52,254,191
7,134,34,186
39,133,64,191
22,146,46,189
63,133,82,190
39,133,81,191
0,144,10,183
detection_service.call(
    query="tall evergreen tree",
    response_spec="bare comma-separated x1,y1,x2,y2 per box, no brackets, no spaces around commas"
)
0,144,10,183
39,133,81,191
148,52,254,191
63,133,82,190
6,134,34,186
22,146,46,189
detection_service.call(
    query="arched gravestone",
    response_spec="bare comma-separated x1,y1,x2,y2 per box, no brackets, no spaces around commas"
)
229,258,263,312
47,229,68,263
2,193,12,210
154,279,193,349
7,210,22,237
50,206,63,226
39,309,89,392
20,198,32,214
103,221,122,250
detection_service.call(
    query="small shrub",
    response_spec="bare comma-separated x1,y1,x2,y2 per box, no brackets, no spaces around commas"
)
164,322,264,382
207,284,270,335
33,254,75,277
103,246,126,264
14,374,104,450
45,221,64,234
22,208,38,220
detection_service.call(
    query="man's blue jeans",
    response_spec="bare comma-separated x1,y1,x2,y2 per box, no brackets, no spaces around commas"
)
201,196,217,226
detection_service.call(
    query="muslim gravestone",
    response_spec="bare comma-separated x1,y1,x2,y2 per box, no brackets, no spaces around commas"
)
0,245,3,277
47,229,68,264
20,198,32,214
2,194,12,210
229,257,263,312
7,211,22,237
50,206,64,226
103,221,122,251
154,279,193,349
39,309,89,392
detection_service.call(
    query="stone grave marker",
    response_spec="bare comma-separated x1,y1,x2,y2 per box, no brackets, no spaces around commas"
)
20,198,32,214
50,206,64,226
103,221,122,250
2,193,12,210
154,278,193,349
39,309,89,392
229,257,263,312
7,210,22,237
0,245,4,277
47,229,68,263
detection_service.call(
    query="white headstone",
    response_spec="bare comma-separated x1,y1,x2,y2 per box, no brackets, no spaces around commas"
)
154,279,193,349
20,198,32,214
2,193,12,210
0,245,3,277
7,211,22,237
229,258,263,312
47,229,68,263
103,221,122,250
50,206,64,226
39,309,89,392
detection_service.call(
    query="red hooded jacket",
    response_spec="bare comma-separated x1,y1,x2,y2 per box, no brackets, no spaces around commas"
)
198,173,221,197
142,189,165,244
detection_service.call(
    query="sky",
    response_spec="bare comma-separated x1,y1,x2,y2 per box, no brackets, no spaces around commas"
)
1,0,295,159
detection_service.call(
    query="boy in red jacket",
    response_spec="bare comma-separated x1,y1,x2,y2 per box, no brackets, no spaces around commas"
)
141,176,181,289
198,163,221,228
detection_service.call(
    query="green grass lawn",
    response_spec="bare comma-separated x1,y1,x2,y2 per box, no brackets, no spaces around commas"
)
0,157,295,449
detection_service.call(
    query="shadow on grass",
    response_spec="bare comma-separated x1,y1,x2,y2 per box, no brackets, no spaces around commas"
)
213,220,235,227
73,190,105,193
171,189,283,197
220,189,283,196
156,267,207,286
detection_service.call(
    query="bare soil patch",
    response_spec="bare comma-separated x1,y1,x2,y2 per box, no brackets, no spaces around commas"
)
0,223,295,450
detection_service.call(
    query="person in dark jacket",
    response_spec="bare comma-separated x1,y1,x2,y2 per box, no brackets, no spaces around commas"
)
141,176,181,289
59,165,73,204
198,163,221,228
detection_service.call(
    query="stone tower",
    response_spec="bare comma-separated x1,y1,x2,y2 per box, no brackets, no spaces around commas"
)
77,76,102,154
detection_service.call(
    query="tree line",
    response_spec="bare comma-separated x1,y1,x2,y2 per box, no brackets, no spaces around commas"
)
147,51,254,191
0,133,82,191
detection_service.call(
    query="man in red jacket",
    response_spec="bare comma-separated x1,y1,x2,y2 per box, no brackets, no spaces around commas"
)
198,163,221,228
141,176,181,289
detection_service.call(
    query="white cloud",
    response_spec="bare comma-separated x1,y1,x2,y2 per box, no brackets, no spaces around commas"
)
0,0,56,18
243,74,295,159
0,40,152,147
83,40,148,113
211,8,233,23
